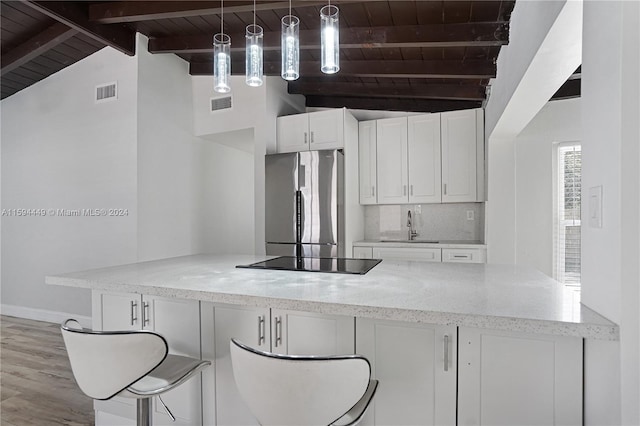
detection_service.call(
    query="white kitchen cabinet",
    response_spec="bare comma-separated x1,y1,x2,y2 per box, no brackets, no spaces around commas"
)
441,109,484,202
372,246,442,262
356,318,457,426
203,303,355,426
442,248,486,263
276,109,345,153
353,246,373,259
376,117,409,204
91,291,202,426
407,114,442,203
359,120,378,205
457,327,583,426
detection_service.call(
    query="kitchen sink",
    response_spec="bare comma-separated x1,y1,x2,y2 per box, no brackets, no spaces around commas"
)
380,240,439,244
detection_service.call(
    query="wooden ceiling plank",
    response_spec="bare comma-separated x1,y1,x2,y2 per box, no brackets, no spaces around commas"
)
190,59,495,79
149,22,509,54
23,1,136,56
288,81,485,101
304,95,482,113
1,22,77,76
88,1,359,24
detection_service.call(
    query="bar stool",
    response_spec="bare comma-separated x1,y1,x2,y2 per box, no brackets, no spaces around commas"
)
230,338,379,426
60,319,210,426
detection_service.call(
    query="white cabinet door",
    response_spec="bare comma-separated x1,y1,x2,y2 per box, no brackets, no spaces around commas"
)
276,114,309,153
359,120,378,205
408,114,441,203
442,248,486,263
211,305,270,426
372,247,441,262
308,109,344,150
95,291,141,331
376,117,409,204
441,109,478,202
458,327,583,426
356,319,456,426
271,309,355,356
353,246,373,259
144,296,202,426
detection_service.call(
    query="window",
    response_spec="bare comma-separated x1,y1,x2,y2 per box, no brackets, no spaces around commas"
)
554,143,581,285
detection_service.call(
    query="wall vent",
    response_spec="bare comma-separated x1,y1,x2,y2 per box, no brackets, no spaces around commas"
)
210,96,232,112
95,82,117,103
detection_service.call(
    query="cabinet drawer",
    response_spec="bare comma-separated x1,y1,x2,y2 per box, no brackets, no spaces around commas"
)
442,248,486,263
372,247,441,262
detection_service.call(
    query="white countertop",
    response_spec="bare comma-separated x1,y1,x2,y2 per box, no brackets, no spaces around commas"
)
353,240,487,249
46,254,617,340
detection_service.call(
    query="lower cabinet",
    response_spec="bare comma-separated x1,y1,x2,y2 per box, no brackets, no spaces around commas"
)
91,291,202,426
457,327,583,426
372,247,442,262
201,303,355,426
356,318,457,426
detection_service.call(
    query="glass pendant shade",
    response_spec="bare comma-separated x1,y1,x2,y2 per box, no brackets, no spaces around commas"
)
213,33,231,93
246,24,263,87
320,5,339,74
281,15,300,81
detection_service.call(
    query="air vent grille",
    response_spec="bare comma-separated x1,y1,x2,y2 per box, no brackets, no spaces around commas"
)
211,96,232,112
95,82,117,103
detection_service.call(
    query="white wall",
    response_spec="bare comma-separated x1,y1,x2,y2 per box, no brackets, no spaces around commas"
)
1,47,139,320
136,36,203,261
199,129,255,255
514,98,581,276
581,1,640,424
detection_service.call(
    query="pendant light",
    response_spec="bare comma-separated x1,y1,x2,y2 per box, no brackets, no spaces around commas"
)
246,0,263,87
214,0,231,93
281,0,300,80
320,1,339,74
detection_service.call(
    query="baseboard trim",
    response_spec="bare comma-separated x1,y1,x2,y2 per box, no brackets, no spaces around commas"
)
0,304,92,328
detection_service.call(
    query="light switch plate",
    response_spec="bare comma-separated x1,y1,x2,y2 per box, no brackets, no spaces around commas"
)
589,186,602,228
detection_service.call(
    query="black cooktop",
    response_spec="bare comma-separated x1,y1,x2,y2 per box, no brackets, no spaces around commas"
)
237,256,381,275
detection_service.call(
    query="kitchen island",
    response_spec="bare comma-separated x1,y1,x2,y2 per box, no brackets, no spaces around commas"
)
48,254,617,426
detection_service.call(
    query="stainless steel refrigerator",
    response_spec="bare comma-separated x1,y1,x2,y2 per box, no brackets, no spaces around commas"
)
265,150,344,258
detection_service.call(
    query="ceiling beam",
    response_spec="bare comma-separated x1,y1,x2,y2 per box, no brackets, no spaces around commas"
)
149,23,509,54
89,1,357,24
288,81,485,101
190,59,496,79
1,22,78,76
22,1,136,56
304,96,482,113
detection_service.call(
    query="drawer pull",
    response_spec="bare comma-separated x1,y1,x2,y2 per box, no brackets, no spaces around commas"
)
453,255,470,259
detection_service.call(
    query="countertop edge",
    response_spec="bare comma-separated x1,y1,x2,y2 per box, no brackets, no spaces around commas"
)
46,275,618,341
353,240,487,249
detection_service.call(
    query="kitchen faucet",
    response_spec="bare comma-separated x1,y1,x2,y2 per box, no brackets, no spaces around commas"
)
407,210,418,241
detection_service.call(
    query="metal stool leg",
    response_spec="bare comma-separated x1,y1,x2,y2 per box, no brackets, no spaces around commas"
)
137,398,152,426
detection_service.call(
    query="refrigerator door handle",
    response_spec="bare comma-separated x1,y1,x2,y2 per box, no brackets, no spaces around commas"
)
295,190,303,243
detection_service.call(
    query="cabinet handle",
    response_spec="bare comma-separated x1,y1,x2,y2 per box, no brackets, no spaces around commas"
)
410,184,414,196
304,132,308,144
444,183,447,195
143,301,150,327
403,185,407,196
274,316,282,347
443,334,450,372
310,131,314,143
454,255,470,259
130,300,138,326
258,315,265,346
371,186,375,197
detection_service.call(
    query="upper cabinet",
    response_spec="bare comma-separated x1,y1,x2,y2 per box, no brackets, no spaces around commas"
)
376,117,409,204
276,109,346,153
358,120,377,205
358,108,484,205
441,109,484,203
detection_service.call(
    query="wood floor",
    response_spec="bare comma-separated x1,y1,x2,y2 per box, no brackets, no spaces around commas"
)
1,315,94,425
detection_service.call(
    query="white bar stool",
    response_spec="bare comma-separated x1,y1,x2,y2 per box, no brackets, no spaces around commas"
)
230,338,379,426
61,319,210,426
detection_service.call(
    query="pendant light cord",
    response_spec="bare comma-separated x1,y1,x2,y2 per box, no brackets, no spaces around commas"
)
253,0,256,26
221,0,224,33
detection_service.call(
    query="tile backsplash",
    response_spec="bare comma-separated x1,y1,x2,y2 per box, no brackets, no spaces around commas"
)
364,203,485,242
